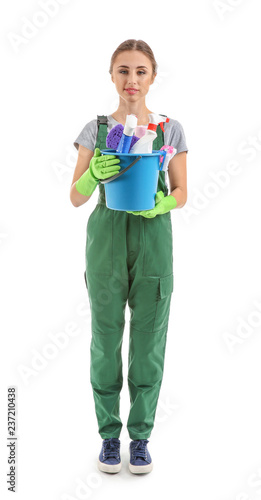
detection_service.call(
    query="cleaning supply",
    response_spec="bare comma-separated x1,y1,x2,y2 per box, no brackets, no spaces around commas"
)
116,114,138,153
130,113,170,154
75,148,120,196
106,123,139,151
106,124,124,149
135,125,147,139
159,145,177,171
129,113,157,154
157,114,170,133
127,190,177,218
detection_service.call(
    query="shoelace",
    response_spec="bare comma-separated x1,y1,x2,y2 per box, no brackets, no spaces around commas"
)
103,438,120,459
131,439,149,460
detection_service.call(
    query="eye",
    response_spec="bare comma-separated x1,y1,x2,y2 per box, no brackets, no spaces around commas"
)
119,70,146,75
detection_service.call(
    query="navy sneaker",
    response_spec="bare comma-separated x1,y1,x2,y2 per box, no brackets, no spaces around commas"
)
98,438,121,473
129,439,153,474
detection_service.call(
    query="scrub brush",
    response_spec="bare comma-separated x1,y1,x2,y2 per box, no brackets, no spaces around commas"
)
106,124,139,151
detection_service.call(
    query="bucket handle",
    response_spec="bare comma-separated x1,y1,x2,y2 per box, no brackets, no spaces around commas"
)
100,155,142,184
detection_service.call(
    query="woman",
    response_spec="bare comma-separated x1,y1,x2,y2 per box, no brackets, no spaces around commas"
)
70,39,188,475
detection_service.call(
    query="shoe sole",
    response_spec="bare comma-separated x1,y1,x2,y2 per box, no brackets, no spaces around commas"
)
129,462,153,474
98,459,121,473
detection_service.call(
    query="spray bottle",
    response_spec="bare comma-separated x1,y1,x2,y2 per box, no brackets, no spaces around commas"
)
116,114,137,153
129,113,170,154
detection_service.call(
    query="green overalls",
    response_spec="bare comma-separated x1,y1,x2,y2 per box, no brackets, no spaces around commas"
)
84,115,174,441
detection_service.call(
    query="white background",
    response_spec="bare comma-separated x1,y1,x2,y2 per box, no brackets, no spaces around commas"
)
1,0,261,498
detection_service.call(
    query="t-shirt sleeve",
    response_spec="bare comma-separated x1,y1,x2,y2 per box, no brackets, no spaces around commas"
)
167,119,188,154
73,119,98,152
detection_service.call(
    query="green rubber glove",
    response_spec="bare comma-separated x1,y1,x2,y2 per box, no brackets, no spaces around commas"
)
127,190,177,218
75,148,121,197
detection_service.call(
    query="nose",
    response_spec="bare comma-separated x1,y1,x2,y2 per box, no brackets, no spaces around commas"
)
128,70,137,86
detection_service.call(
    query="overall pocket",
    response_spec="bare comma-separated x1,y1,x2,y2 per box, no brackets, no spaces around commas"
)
152,273,174,332
142,212,173,277
86,205,113,276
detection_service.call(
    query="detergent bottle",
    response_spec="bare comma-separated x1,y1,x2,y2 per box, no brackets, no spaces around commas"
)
130,113,170,154
116,114,137,153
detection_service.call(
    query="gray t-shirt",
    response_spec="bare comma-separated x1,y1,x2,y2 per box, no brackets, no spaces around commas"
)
73,114,188,155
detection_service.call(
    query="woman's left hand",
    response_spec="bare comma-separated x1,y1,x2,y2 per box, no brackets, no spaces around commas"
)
126,191,177,218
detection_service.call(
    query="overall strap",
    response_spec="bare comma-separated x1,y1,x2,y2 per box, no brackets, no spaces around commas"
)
152,114,167,151
95,116,108,205
153,124,164,151
95,115,108,150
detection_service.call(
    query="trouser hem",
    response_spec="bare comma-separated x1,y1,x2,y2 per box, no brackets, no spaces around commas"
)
100,434,121,439
128,433,151,441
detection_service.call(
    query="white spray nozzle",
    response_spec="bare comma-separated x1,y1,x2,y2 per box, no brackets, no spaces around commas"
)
148,113,160,125
148,113,170,132
124,114,138,136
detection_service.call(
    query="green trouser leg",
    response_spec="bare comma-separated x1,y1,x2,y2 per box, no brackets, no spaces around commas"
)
85,203,173,440
126,212,173,440
85,205,129,439
89,310,125,439
127,326,169,440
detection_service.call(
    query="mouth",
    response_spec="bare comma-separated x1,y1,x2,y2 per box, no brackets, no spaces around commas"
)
125,88,139,94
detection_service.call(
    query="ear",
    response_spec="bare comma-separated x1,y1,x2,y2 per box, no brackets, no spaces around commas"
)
111,74,114,83
150,73,157,85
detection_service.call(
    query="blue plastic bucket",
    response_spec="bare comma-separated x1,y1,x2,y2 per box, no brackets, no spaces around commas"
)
100,149,167,211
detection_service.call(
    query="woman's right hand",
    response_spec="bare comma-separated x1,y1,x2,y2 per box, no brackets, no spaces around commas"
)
90,148,121,180
71,147,121,203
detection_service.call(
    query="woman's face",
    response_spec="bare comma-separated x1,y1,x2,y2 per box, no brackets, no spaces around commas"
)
111,50,156,102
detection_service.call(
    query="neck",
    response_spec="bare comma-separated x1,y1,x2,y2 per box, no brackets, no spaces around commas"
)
112,97,153,126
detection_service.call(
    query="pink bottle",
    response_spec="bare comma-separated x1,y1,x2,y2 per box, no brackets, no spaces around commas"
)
135,125,147,139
